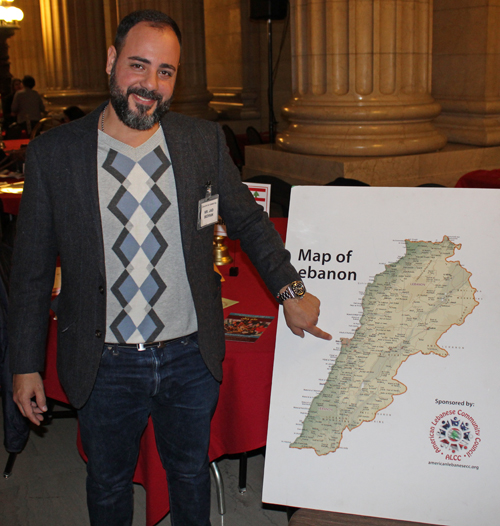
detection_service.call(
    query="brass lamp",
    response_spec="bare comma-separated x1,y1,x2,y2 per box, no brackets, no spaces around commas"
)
0,1,23,25
0,0,23,104
213,218,233,266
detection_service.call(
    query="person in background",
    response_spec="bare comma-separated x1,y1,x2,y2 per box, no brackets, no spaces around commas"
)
11,75,45,134
62,105,86,122
9,9,331,526
2,78,22,131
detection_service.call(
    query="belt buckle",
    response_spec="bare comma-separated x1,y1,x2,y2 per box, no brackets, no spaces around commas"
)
137,343,147,351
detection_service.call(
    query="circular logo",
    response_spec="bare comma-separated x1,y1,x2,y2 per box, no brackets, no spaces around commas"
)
429,410,481,461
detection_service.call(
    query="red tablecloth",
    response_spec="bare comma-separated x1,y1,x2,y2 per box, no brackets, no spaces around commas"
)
42,217,287,526
0,139,28,214
3,139,30,151
0,192,22,215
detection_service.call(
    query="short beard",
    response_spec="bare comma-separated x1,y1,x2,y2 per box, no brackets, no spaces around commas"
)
109,63,173,131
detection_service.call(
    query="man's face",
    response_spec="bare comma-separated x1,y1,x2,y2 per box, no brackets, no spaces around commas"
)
106,22,181,131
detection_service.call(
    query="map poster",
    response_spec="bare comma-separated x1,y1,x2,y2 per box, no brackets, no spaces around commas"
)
263,187,500,526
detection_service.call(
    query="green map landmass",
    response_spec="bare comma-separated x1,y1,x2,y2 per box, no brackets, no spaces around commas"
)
290,236,478,456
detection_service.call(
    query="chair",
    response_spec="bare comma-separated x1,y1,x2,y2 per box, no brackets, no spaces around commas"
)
246,126,263,145
0,206,76,478
0,273,30,479
454,169,500,188
245,175,292,217
4,123,25,140
326,177,370,186
30,117,62,140
0,148,26,175
0,197,27,479
222,124,244,172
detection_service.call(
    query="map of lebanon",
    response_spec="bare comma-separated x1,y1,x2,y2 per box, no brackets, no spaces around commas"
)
290,236,478,456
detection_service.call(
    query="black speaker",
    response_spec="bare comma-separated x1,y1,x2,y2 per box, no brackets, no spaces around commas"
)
250,0,288,21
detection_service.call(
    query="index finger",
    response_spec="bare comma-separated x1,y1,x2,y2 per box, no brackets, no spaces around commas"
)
305,325,332,341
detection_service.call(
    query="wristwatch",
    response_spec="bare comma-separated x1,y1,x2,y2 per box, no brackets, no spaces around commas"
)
277,280,306,303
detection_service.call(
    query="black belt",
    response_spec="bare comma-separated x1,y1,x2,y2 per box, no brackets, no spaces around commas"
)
105,333,195,352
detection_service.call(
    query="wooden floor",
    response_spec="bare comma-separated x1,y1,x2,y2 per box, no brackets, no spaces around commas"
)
289,509,437,526
0,402,288,526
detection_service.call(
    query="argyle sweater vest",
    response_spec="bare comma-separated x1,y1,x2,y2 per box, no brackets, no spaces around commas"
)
97,127,197,344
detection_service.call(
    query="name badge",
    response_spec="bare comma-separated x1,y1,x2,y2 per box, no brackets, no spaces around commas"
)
198,182,219,229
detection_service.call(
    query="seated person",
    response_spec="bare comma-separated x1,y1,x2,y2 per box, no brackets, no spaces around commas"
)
11,75,45,134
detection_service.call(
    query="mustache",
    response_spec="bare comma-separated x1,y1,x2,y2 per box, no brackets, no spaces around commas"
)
126,86,162,102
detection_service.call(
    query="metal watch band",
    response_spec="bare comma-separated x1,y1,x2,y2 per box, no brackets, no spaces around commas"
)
276,280,306,303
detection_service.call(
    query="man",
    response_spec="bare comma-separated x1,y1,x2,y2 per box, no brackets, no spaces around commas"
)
9,10,331,526
11,75,45,133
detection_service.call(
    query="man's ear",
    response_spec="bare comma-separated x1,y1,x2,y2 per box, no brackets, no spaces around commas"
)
106,46,117,75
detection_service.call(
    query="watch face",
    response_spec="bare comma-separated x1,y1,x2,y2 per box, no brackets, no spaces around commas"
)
291,281,306,296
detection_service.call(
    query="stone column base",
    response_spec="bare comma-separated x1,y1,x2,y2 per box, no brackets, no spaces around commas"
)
435,114,500,147
243,144,500,187
277,121,448,157
278,100,447,157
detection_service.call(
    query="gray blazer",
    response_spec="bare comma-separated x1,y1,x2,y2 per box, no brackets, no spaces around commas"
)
8,105,299,408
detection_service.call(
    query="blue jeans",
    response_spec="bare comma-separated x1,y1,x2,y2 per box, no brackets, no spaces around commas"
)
78,333,220,526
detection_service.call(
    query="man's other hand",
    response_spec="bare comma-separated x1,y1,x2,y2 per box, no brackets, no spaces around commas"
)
13,372,47,426
282,292,332,340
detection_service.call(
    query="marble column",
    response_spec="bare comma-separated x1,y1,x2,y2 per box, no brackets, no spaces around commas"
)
278,0,447,156
204,0,260,120
39,0,109,112
432,0,500,146
102,0,119,49
117,0,216,120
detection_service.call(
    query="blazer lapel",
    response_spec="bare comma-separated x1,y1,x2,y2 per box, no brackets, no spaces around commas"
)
161,113,195,259
70,105,106,277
